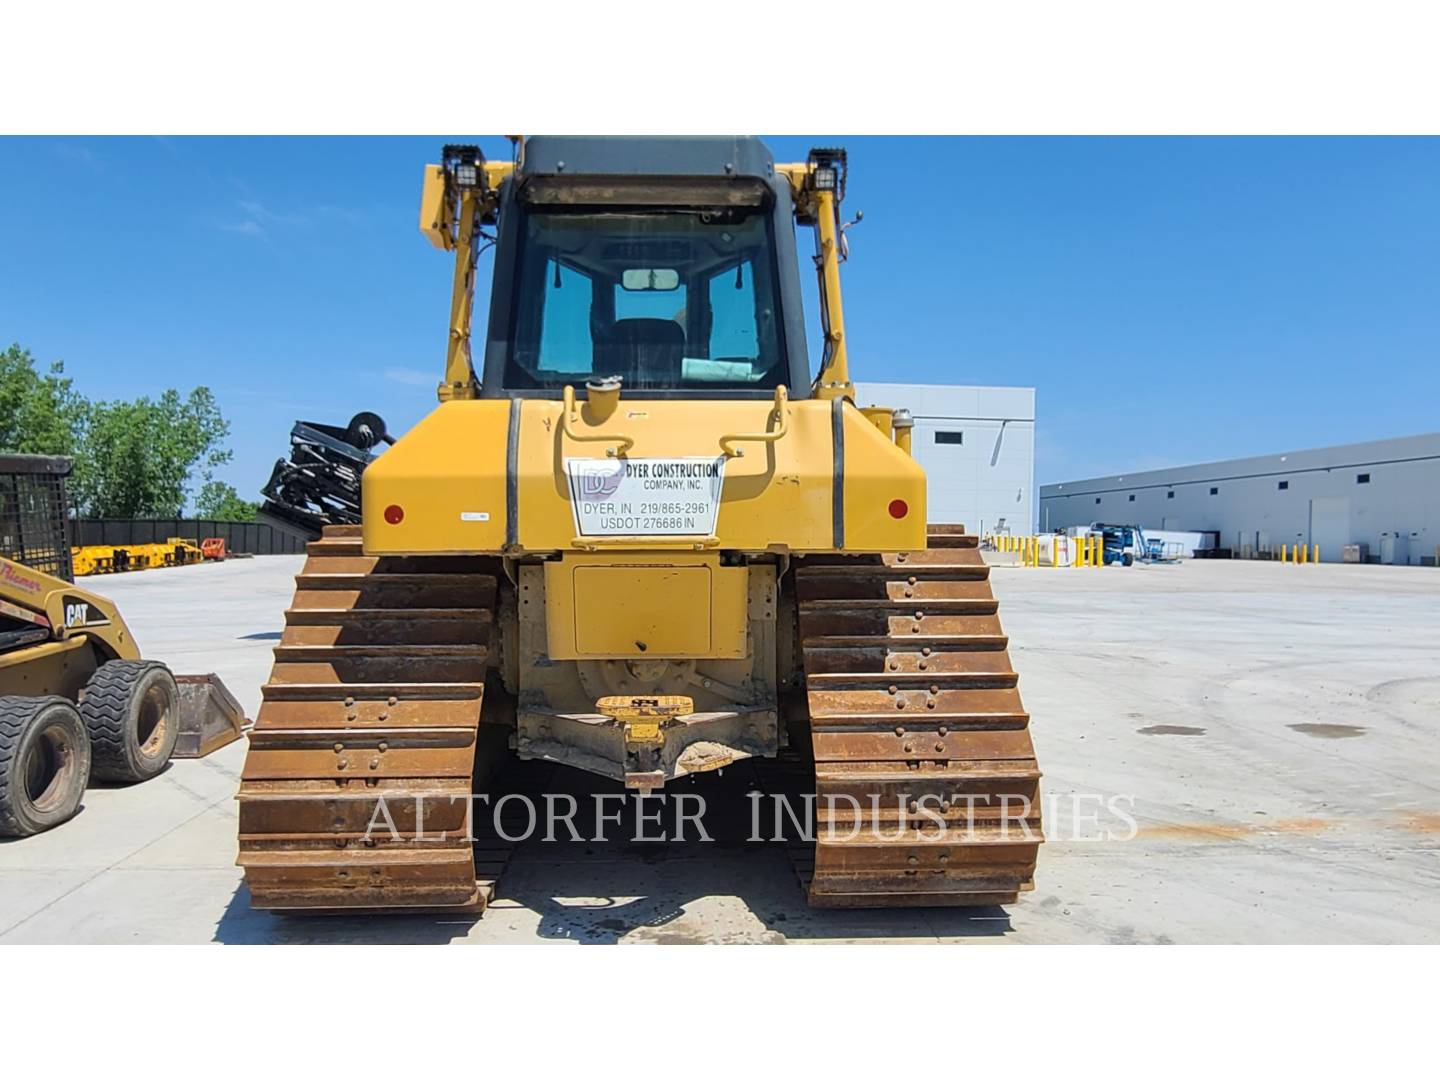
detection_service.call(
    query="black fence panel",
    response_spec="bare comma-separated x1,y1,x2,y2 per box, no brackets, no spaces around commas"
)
73,518,307,556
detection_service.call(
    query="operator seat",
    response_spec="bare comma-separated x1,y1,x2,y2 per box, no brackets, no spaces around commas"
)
596,318,685,389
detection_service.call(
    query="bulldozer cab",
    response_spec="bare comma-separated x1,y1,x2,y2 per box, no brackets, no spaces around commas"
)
384,137,925,557
477,137,812,399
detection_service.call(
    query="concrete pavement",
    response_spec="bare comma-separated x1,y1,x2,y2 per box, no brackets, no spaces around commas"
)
1,555,1436,944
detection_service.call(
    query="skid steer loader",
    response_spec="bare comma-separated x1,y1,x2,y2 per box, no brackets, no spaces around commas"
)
237,137,1041,913
0,554,246,836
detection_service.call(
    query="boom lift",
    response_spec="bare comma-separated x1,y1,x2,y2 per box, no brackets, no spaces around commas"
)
259,412,395,538
237,138,1042,912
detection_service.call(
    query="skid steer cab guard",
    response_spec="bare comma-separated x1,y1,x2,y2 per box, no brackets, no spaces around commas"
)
0,556,247,837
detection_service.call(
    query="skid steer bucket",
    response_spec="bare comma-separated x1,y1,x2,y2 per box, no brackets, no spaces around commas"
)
172,674,247,758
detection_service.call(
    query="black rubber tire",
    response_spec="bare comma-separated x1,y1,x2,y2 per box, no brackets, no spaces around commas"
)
80,660,180,783
1122,553,1134,567
0,696,93,837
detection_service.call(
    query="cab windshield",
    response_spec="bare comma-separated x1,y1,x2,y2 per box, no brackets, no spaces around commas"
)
504,209,787,392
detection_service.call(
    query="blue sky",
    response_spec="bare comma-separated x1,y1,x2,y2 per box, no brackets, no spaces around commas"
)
2,136,1436,501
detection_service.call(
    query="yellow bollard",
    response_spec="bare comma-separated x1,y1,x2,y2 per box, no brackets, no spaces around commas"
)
1280,544,1288,564
1312,544,1319,564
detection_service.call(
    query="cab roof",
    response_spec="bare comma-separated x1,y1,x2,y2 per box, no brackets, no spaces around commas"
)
520,136,775,181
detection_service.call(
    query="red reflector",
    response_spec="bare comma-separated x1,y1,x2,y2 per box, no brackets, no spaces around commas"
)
888,499,909,519
383,504,405,525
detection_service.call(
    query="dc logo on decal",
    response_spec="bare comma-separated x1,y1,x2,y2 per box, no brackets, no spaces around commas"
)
578,462,625,498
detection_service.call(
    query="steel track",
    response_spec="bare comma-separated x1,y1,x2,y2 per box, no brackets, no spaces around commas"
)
237,526,509,912
791,525,1043,906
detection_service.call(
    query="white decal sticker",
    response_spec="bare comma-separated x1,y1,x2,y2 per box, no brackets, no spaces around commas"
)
459,512,490,522
564,457,726,537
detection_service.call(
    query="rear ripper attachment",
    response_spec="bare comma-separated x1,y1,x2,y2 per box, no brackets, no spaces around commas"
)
793,525,1042,907
236,526,510,912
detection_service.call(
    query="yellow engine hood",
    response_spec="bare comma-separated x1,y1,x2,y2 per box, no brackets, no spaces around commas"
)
362,396,926,555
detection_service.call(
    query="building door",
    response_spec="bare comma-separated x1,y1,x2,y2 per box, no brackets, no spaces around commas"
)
1309,497,1350,562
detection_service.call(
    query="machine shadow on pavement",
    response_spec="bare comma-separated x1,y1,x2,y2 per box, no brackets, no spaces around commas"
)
212,887,485,945
214,760,1015,944
503,764,1016,944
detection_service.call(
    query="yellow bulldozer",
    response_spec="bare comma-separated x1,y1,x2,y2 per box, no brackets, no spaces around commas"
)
237,137,1041,913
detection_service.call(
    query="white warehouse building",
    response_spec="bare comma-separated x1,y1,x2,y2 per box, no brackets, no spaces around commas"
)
856,383,1035,535
1039,432,1440,565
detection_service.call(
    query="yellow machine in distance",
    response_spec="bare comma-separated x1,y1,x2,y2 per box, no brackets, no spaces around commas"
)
70,536,207,576
238,138,1041,914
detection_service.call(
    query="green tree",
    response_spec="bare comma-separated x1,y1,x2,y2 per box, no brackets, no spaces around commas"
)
72,387,233,518
4,342,240,519
194,480,258,522
0,343,87,456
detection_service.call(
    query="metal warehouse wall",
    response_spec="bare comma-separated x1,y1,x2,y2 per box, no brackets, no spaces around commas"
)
1039,433,1440,564
856,383,1036,535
